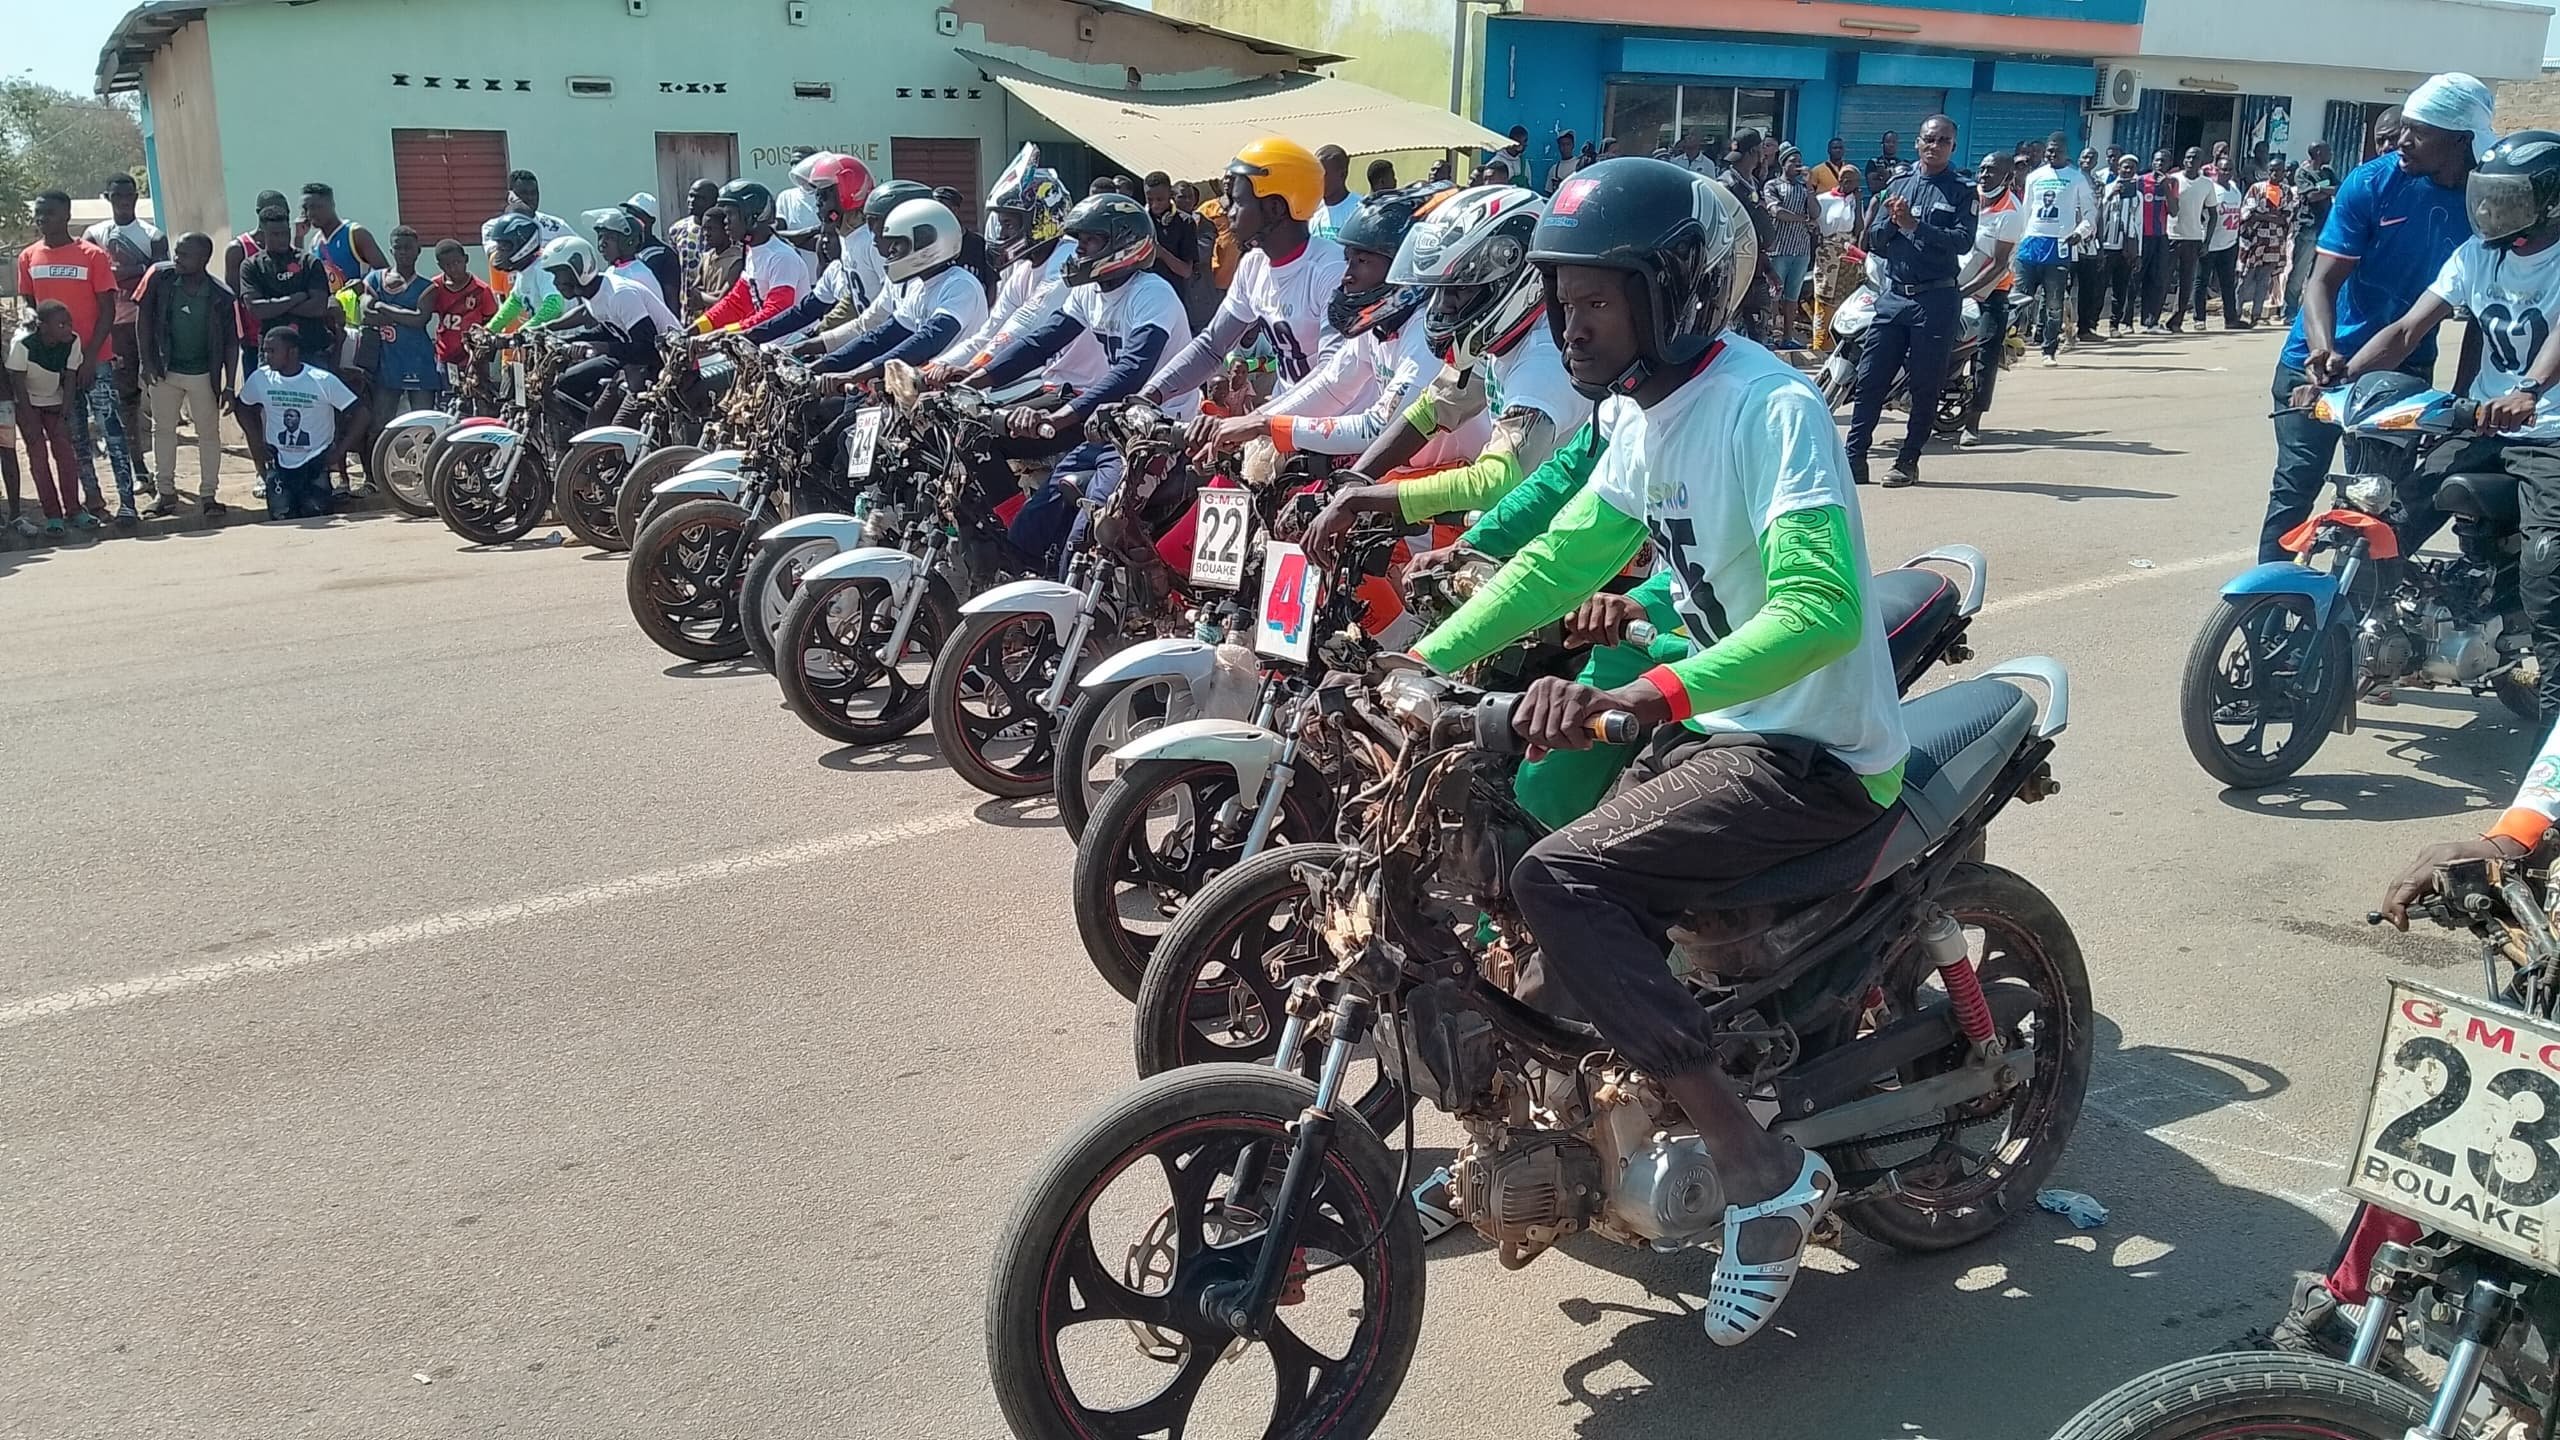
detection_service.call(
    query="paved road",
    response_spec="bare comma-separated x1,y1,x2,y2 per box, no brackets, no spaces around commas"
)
2,328,2527,1440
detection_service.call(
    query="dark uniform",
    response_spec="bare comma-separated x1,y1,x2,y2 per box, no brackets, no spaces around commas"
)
1844,162,1977,480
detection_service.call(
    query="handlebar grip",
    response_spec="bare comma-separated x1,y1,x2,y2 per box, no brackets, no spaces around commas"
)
1624,620,1658,649
1039,423,1057,439
2366,910,2387,926
1590,711,1640,745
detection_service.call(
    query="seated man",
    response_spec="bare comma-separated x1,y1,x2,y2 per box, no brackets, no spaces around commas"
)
1403,156,1907,1346
801,197,989,388
534,237,674,427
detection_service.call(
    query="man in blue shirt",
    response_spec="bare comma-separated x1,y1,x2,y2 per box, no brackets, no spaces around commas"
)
1844,113,1977,488
2261,73,2490,561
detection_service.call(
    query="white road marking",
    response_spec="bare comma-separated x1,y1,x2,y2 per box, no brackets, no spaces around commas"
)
1977,546,2257,621
0,806,982,1030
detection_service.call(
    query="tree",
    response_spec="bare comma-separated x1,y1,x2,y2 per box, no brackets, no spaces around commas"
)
0,80,146,251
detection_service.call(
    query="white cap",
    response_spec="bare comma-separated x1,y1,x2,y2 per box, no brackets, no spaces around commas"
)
622,191,659,221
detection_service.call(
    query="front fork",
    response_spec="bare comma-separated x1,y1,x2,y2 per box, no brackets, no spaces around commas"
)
2348,1241,2520,1440
1236,691,1297,860
877,530,948,662
1036,563,1112,714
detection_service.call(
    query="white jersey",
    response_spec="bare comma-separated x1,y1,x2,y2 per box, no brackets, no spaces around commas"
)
1588,335,1905,775
743,236,816,311
584,268,678,339
1487,325,1590,438
1961,192,2026,293
942,244,1107,388
1067,270,1199,418
1206,239,1346,382
2209,181,2245,251
2019,164,2097,244
1262,319,1485,466
2433,238,2560,402
775,185,821,234
890,265,990,346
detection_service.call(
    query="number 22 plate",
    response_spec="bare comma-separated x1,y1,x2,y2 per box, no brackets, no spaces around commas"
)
2349,979,2560,1268
1253,539,1321,663
1189,488,1251,591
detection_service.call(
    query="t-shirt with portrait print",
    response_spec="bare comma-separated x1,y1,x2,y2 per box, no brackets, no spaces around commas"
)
239,363,357,469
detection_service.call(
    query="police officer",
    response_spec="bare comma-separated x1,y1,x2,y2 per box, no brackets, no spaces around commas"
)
1844,112,1976,488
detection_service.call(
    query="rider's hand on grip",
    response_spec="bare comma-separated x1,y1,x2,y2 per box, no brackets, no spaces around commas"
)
2377,834,2528,930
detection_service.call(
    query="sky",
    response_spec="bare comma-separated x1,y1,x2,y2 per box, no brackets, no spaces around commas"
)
15,0,2560,96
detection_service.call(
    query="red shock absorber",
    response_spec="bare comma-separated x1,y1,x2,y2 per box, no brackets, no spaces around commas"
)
1920,912,1997,1045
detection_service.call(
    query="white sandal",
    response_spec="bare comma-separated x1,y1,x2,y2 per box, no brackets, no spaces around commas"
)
1703,1147,1837,1347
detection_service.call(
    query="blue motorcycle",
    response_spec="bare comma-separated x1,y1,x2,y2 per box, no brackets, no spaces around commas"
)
2179,377,2540,789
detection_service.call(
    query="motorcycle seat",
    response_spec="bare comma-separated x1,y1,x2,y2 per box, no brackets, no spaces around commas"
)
1875,567,1961,684
1707,678,2039,910
2433,470,2521,534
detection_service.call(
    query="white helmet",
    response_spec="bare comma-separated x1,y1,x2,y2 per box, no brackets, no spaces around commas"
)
881,198,963,282
539,235,602,288
789,149,837,188
1388,185,1549,367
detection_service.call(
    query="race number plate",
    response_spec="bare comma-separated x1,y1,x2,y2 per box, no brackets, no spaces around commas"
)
2348,979,2560,1268
1189,488,1252,590
844,407,885,478
503,359,527,405
1254,539,1321,664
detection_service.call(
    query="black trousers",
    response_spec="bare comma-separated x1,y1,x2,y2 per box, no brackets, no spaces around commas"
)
2099,249,2139,329
2168,239,2205,328
2138,240,2176,326
1511,733,1886,1078
2506,442,2560,721
1844,284,1960,472
1972,288,2010,427
2193,247,2242,328
2074,252,2109,336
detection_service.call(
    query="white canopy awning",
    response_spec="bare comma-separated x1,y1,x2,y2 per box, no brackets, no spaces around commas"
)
965,52,1506,179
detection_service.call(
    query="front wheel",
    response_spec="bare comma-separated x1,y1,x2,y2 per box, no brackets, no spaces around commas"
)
2179,593,2351,789
615,443,708,547
1055,675,1191,841
625,498,752,661
740,532,842,673
1932,373,1975,437
929,608,1081,799
430,443,550,546
775,574,957,744
985,1064,1423,1440
2048,1352,2430,1440
553,445,633,551
370,422,442,516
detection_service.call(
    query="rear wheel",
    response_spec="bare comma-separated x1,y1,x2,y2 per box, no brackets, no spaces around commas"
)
741,533,841,673
1834,862,2092,1253
2495,661,2542,725
625,498,752,661
2047,1352,2430,1440
1055,675,1192,841
1932,373,1975,437
928,609,1080,799
370,421,442,516
2179,593,2350,789
430,443,550,546
985,1065,1423,1440
553,445,633,551
615,443,708,546
1132,843,1408,1134
775,574,956,744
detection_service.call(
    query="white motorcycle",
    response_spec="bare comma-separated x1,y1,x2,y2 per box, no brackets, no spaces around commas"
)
1818,249,1989,438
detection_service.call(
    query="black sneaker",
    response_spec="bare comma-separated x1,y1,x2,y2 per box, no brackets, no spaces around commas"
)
144,496,183,519
1850,461,1873,486
1884,461,1920,488
2252,1274,2356,1361
200,500,229,519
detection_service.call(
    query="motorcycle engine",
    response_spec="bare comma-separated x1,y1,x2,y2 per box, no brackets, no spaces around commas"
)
1451,1131,1602,1266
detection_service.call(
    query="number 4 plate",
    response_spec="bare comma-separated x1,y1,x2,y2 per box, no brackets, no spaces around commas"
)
1253,539,1320,663
844,407,885,478
2349,979,2560,1268
1189,488,1252,591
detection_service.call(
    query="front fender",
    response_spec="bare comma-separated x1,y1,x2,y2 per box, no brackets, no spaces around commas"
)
1079,637,1218,695
2221,561,2343,627
567,424,649,463
1112,717,1286,799
759,511,870,553
803,545,927,589
655,468,744,502
691,448,748,474
389,409,463,438
960,577,1086,631
444,424,524,458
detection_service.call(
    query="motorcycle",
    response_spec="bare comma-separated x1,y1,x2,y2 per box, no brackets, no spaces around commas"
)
1070,543,1991,1006
2050,859,2560,1440
1818,250,1990,438
2180,380,2540,790
611,343,744,547
987,649,2085,1438
547,333,717,552
428,329,579,546
371,327,505,517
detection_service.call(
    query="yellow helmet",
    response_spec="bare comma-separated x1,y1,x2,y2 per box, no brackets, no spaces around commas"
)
1226,136,1325,222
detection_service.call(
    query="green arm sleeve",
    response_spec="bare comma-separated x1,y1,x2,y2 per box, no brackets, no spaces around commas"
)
1647,506,1862,719
490,293,525,332
1456,421,1604,558
1411,485,1647,673
1396,448,1523,523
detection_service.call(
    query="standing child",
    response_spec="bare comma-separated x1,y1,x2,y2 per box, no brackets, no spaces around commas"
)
6,301,90,533
422,239,498,379
234,328,357,520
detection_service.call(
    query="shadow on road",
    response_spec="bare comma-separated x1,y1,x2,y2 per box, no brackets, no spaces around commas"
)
661,657,766,680
2216,702,2532,823
817,733,948,777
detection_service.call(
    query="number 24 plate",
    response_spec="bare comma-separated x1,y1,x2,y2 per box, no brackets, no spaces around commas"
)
2350,979,2560,1269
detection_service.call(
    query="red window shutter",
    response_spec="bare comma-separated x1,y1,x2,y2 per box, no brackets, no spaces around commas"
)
392,129,512,249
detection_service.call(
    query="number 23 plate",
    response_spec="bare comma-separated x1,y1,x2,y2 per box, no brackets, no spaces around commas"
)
2350,979,2560,1268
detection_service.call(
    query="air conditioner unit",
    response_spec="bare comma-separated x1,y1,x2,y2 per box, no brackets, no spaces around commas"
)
2091,63,2142,114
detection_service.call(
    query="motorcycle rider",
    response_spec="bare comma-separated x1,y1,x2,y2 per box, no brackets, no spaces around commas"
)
581,207,679,314
484,213,565,333
805,198,990,389
533,235,675,424
1135,136,1345,406
1296,182,1605,560
964,193,1194,565
692,180,815,335
1400,156,1909,1345
2294,129,2560,719
917,147,1092,392
752,169,906,349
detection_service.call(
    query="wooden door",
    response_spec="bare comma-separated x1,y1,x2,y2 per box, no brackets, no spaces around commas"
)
890,137,980,205
656,132,739,209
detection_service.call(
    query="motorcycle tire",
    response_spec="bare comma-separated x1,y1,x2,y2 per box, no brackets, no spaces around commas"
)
740,532,842,674
553,444,633,552
1818,357,1856,410
1933,375,1975,438
1072,758,1325,1003
1832,861,2092,1253
369,421,442,517
1053,674,1187,841
625,497,753,662
1133,842,1411,1134
774,574,957,745
2495,667,2542,726
2047,1352,2430,1440
2179,593,2351,789
985,1064,1423,1440
614,443,708,549
927,608,1078,800
430,443,551,546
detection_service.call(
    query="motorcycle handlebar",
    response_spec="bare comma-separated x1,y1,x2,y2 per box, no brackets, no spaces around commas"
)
1466,692,1645,753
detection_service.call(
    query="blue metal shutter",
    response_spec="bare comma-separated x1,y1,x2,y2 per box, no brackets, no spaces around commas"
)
1968,92,2081,166
2325,99,2369,168
2240,94,2294,165
2113,88,2166,171
1836,86,1945,173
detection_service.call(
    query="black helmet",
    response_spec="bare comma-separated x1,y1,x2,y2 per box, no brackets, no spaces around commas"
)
1059,194,1156,285
482,212,543,271
1327,184,1439,338
863,180,933,227
715,179,774,230
2469,131,2560,252
1528,156,1741,399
